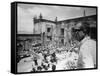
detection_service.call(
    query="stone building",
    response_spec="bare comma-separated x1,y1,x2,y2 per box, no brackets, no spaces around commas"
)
17,34,41,51
17,12,97,52
33,13,97,46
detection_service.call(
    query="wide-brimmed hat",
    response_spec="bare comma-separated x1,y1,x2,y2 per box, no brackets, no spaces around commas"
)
72,21,90,33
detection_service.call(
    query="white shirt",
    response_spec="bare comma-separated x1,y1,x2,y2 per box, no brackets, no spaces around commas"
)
78,36,96,68
37,53,44,66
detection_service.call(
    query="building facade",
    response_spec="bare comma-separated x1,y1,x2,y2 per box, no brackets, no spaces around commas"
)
33,14,97,46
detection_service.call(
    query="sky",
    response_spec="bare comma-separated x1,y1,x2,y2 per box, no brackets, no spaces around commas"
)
17,3,96,34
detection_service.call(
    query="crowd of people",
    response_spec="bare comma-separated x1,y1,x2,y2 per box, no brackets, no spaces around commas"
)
17,40,79,72
17,21,96,73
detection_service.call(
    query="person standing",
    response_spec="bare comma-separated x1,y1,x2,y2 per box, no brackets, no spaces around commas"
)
71,22,96,69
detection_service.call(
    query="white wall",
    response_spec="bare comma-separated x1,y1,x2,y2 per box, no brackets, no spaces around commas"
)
0,0,99,76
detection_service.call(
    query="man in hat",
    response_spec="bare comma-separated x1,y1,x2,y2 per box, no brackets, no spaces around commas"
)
71,22,96,69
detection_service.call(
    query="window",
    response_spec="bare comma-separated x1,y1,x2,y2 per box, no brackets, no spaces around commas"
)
61,28,64,35
61,39,64,44
47,28,51,32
